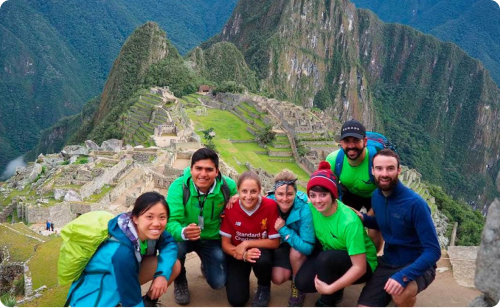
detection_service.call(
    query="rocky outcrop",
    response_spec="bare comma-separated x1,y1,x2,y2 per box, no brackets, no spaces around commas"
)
470,199,500,306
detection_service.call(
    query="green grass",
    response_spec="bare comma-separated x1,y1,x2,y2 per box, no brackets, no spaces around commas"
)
187,108,255,140
29,237,63,290
0,224,41,262
235,106,266,128
267,145,292,152
0,185,31,207
183,95,201,105
20,285,70,307
83,184,114,203
240,102,264,115
7,223,46,242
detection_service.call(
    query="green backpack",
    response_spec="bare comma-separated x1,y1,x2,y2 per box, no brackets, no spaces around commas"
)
58,211,115,286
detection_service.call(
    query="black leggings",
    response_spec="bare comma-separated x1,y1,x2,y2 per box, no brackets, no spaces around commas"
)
225,248,273,306
295,249,373,306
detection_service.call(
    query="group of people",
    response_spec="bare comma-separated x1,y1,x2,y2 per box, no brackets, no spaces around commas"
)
66,119,441,307
46,220,54,232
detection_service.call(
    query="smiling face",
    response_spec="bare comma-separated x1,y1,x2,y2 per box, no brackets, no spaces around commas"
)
191,159,219,193
274,184,296,213
238,179,261,211
372,155,401,192
340,136,367,161
132,201,167,241
308,189,335,216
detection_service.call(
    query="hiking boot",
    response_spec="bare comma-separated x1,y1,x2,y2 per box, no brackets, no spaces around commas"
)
142,294,165,308
287,282,306,307
174,280,190,305
252,285,271,307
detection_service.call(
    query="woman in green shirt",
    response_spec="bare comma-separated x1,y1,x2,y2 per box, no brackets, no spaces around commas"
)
294,161,377,306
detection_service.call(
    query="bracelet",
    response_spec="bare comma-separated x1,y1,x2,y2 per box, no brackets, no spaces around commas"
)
243,251,247,262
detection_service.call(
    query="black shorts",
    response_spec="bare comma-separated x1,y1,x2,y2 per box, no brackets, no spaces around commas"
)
340,188,372,212
357,258,436,307
272,242,292,271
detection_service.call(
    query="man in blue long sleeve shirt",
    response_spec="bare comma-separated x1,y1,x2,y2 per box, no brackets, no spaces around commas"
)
355,149,441,307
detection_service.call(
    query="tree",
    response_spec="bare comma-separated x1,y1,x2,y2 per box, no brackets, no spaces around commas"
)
256,126,275,145
202,127,217,152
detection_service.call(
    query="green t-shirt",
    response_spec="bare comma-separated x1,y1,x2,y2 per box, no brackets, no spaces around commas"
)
309,200,377,272
325,148,377,198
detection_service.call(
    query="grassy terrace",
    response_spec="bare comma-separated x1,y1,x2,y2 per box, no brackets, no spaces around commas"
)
185,100,309,181
235,106,266,129
240,102,263,115
0,224,41,262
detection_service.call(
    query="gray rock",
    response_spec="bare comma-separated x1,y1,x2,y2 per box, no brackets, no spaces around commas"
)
53,189,67,201
60,150,70,160
468,294,496,307
85,140,100,151
474,199,500,304
64,190,82,202
101,139,123,152
28,164,43,182
69,156,79,164
125,145,134,151
63,145,89,156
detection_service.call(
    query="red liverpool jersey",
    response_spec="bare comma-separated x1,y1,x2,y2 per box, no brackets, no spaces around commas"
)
220,196,281,246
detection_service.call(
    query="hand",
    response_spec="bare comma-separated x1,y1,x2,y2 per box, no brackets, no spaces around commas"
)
275,217,285,231
183,223,201,240
384,278,404,295
226,194,239,209
348,206,363,221
244,248,261,263
232,241,248,259
148,276,168,299
314,275,333,295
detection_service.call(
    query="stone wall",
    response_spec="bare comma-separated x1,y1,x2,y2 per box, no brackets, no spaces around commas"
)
0,262,24,294
172,141,202,150
246,127,257,136
268,151,293,157
229,140,255,143
0,203,15,223
470,199,500,306
80,159,132,199
269,158,295,163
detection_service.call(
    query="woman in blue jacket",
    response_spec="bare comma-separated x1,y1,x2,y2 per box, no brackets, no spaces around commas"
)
66,192,180,307
268,169,315,307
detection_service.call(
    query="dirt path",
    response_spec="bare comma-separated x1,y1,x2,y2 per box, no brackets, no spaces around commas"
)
143,250,480,307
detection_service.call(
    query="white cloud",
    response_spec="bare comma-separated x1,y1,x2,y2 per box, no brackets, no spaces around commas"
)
1,156,26,180
0,0,8,9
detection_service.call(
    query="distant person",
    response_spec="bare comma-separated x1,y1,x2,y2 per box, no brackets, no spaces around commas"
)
46,220,50,231
295,162,377,307
220,171,280,307
66,192,180,307
166,148,237,305
326,119,383,251
353,149,441,307
268,169,315,307
50,222,54,232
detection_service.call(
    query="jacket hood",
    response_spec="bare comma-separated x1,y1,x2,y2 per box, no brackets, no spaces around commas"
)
108,214,135,249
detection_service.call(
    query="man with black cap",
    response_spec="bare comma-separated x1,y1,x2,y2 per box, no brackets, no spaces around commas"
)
326,119,383,251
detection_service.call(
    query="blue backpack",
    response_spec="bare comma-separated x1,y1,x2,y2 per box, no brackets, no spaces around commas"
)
333,131,396,184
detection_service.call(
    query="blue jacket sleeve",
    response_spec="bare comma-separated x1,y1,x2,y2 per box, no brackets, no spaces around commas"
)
362,213,380,230
391,199,441,288
155,231,179,280
112,245,144,307
279,203,315,255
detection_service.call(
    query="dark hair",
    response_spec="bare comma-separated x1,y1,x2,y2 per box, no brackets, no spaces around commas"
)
237,171,262,190
132,192,169,218
373,149,400,168
308,185,333,197
191,147,219,170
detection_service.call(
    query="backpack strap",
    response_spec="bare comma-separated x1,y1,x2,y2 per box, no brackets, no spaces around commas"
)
334,150,345,200
182,177,192,206
367,146,377,183
220,176,231,206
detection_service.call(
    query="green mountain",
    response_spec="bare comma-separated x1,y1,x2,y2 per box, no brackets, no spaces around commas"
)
349,0,500,87
0,0,238,175
32,0,500,210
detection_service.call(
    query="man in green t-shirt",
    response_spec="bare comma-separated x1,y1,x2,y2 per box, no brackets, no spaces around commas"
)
325,119,382,251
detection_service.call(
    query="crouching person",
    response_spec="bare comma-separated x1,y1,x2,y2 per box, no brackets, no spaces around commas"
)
66,192,180,307
355,150,441,307
295,162,377,307
268,169,315,307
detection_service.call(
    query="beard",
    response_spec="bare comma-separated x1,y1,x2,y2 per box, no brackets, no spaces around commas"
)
375,175,399,191
345,147,363,160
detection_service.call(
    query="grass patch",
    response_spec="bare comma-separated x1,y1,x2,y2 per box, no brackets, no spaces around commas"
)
187,108,255,140
0,185,31,207
0,224,41,262
240,102,264,115
20,285,70,307
29,237,63,290
83,185,113,203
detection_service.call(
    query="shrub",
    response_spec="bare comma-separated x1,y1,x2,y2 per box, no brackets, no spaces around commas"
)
1,293,16,307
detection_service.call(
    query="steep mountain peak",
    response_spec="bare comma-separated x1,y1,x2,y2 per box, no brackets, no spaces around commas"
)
94,22,175,125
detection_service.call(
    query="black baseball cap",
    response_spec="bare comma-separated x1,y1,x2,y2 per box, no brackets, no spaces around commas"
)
340,119,366,140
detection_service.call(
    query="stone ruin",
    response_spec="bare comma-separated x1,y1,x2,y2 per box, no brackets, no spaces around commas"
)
469,199,500,307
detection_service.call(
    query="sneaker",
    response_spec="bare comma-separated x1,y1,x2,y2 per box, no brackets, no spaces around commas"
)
288,282,306,307
142,294,159,307
174,280,190,305
315,290,343,307
314,299,328,307
252,285,271,307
